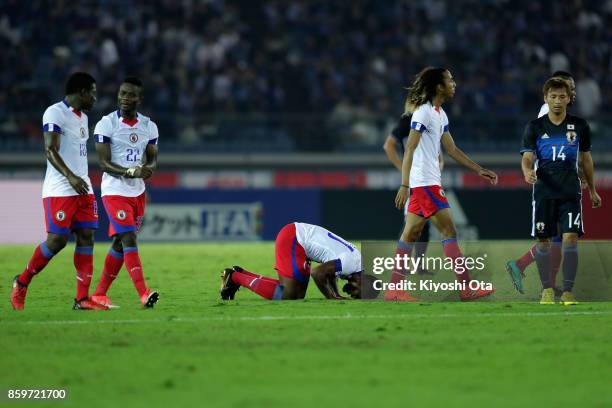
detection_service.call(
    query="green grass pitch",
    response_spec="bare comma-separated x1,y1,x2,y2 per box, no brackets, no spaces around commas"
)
1,242,611,408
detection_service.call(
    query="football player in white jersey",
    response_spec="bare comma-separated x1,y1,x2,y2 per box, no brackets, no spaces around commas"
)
90,77,159,308
389,67,498,302
220,222,376,300
10,72,107,310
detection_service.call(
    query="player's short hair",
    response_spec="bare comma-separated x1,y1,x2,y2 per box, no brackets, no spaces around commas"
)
543,77,571,97
552,70,573,80
404,67,449,114
65,72,96,95
123,76,143,89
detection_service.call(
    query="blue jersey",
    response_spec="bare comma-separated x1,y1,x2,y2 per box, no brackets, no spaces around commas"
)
521,114,591,199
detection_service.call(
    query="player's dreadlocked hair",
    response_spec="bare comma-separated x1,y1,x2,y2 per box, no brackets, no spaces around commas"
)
403,67,448,115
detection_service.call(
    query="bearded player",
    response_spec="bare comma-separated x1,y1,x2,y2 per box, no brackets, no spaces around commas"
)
220,222,375,300
10,72,105,310
90,77,159,308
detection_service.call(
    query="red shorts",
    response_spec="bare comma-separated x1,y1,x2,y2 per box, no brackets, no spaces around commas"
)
43,194,99,235
406,185,450,218
102,193,146,237
274,223,311,283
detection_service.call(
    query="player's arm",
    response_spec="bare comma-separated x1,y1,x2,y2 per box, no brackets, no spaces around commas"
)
383,136,402,171
44,131,89,194
441,131,498,184
521,152,537,184
140,143,157,180
395,129,421,209
520,122,538,184
95,142,132,177
579,151,602,208
311,261,347,299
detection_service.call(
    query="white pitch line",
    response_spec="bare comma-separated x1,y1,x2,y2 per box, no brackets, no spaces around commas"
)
2,310,611,326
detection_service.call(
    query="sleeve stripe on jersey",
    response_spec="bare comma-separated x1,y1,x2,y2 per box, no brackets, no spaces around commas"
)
95,134,111,143
519,148,535,153
410,122,427,132
148,138,158,145
443,124,449,132
42,123,61,133
334,259,342,273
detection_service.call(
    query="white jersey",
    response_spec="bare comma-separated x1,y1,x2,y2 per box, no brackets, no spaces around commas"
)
538,103,549,118
94,111,159,197
41,101,93,198
294,222,362,277
409,102,449,188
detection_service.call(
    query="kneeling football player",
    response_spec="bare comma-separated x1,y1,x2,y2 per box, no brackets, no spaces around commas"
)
220,222,375,300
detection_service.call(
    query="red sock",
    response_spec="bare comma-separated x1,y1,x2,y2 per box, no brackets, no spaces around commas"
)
550,241,562,287
391,240,413,284
516,244,537,272
443,238,470,283
74,247,94,300
124,247,147,297
18,242,56,286
231,268,279,284
94,248,124,296
231,271,282,299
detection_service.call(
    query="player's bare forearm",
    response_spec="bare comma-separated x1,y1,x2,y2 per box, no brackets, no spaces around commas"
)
312,263,342,299
401,147,415,186
447,146,481,173
143,145,158,172
95,142,129,177
44,132,76,179
521,152,537,184
383,137,402,171
579,151,596,192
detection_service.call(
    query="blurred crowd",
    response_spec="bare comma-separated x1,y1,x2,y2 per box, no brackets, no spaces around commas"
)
1,0,611,149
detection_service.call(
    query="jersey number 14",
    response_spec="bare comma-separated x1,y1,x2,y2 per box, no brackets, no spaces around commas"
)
552,146,566,161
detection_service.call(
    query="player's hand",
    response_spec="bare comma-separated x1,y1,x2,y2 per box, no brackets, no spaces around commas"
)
139,165,154,180
479,168,498,185
395,186,409,209
524,169,537,184
590,190,602,208
67,174,89,195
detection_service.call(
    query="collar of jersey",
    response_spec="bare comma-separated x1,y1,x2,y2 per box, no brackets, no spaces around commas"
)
62,99,82,117
116,110,139,126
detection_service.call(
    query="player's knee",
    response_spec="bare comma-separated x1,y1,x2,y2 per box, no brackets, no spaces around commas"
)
439,226,456,240
46,234,68,252
75,230,94,247
119,232,137,247
111,236,123,252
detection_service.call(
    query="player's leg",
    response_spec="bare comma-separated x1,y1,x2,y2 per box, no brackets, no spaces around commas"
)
73,228,95,300
92,235,124,305
105,194,157,307
549,234,563,296
414,221,432,275
557,198,583,305
220,265,285,300
11,232,68,310
532,199,557,304
11,197,73,310
429,207,494,300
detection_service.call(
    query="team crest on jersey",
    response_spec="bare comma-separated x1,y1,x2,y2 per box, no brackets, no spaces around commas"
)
80,127,87,139
129,133,139,143
439,188,446,197
117,210,126,220
567,124,575,130
56,210,66,221
566,131,577,144
536,222,545,232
